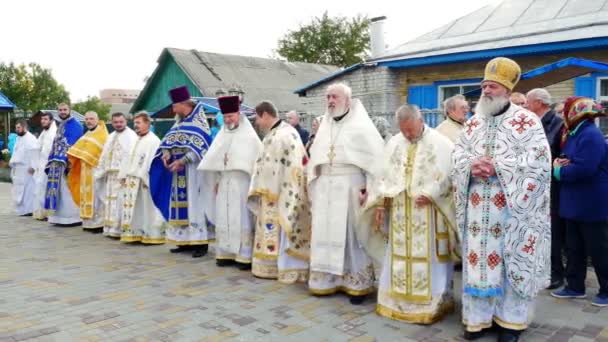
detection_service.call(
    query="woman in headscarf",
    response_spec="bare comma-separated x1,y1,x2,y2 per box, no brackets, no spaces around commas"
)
550,96,608,308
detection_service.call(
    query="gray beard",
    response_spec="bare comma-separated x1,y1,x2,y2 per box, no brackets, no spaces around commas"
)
475,96,509,117
226,123,239,131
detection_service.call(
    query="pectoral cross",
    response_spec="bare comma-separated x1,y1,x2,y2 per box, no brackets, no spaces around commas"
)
328,145,336,165
223,153,229,167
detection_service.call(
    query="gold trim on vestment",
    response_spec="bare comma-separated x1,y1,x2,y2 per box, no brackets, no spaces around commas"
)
253,252,278,261
168,220,190,226
376,300,454,325
252,262,307,283
389,144,432,303
170,201,189,208
248,189,279,203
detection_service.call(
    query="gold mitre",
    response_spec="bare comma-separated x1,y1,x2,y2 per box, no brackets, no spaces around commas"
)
482,57,521,91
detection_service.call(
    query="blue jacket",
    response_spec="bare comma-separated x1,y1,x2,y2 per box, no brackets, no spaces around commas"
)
541,111,563,211
556,121,608,222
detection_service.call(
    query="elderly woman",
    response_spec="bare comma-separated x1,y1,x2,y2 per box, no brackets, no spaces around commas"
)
550,97,608,308
305,116,323,156
371,116,392,143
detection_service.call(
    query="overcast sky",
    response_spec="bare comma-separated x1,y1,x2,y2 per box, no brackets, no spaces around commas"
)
2,0,494,102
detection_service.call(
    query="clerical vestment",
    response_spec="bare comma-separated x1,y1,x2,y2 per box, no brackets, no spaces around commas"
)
45,117,84,225
10,131,39,215
119,132,167,244
95,128,137,237
362,127,459,324
67,124,109,229
435,117,464,143
247,121,311,283
307,99,384,296
33,121,57,220
150,102,214,245
452,105,551,331
198,115,262,264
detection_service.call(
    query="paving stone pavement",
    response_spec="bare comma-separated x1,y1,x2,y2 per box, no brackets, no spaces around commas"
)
1,182,607,342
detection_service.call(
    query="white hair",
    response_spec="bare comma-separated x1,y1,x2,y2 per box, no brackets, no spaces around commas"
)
443,94,466,116
326,82,352,99
395,104,422,122
84,111,99,119
527,88,552,106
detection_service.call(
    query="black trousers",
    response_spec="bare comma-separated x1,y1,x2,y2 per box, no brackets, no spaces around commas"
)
551,212,566,280
564,219,608,296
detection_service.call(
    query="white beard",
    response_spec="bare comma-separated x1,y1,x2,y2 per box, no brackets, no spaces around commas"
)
226,123,239,131
327,104,347,118
475,95,510,117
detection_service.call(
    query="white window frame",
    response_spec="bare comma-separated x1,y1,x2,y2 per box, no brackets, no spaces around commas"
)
597,76,608,103
437,83,479,108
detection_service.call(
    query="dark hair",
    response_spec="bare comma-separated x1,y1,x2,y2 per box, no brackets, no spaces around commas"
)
40,112,54,122
133,112,151,124
16,119,28,129
255,101,277,118
111,112,126,119
57,102,71,111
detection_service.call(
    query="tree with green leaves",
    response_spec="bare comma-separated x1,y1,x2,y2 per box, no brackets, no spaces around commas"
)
276,12,370,67
0,62,70,113
72,96,111,121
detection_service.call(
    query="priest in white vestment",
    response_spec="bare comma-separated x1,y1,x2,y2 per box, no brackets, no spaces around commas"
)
307,83,385,305
10,120,39,216
33,113,57,220
94,112,137,238
118,112,167,244
362,105,460,324
45,103,83,226
248,100,311,283
198,96,262,269
453,58,551,342
436,94,468,143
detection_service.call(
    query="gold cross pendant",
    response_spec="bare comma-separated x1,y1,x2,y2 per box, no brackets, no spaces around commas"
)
327,145,336,165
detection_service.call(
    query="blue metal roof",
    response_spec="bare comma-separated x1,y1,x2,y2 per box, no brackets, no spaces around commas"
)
294,37,608,94
463,57,608,97
378,37,608,69
151,97,255,118
0,91,16,110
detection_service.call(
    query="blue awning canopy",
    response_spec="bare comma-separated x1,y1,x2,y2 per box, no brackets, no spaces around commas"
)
463,57,608,97
0,91,16,110
151,97,255,119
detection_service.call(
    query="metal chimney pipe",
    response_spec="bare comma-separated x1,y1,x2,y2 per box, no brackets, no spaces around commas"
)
370,16,387,58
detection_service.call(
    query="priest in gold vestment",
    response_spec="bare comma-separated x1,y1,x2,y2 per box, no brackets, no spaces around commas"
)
362,104,459,324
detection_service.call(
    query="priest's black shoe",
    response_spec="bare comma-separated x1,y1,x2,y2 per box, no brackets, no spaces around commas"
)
170,246,190,253
349,295,366,305
498,328,522,342
463,330,485,340
236,262,252,271
546,278,564,290
192,245,208,258
216,259,235,267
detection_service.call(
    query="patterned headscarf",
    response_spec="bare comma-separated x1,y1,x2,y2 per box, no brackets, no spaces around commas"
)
561,96,605,146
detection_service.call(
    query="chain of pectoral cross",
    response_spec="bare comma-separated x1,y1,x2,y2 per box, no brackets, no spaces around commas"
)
328,120,345,165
